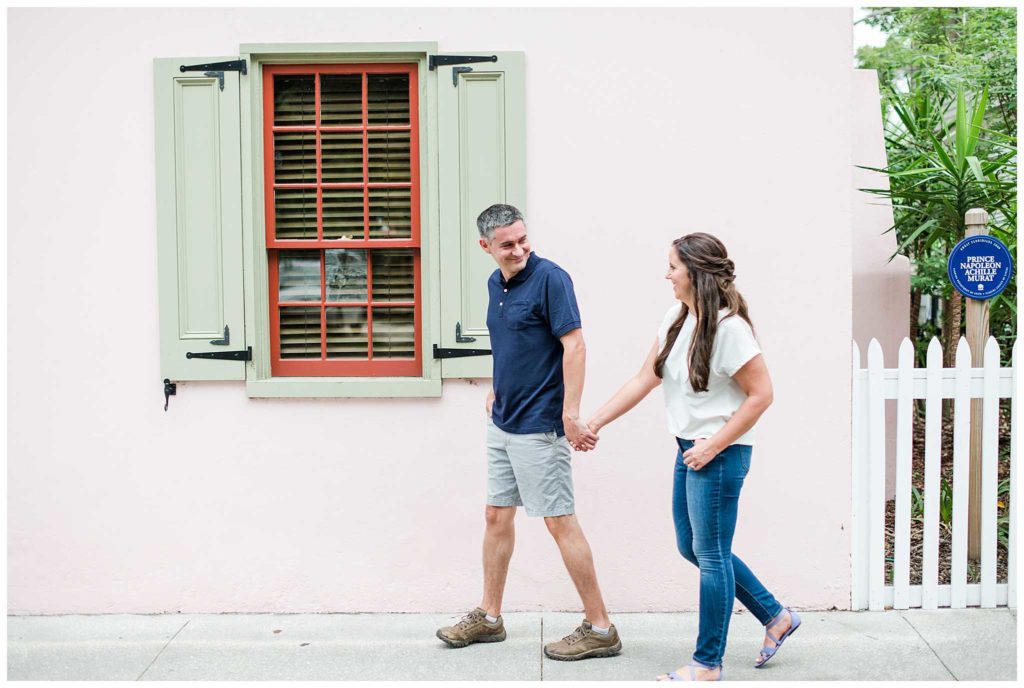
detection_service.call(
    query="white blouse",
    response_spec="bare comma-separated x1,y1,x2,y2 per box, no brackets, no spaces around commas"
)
657,304,762,445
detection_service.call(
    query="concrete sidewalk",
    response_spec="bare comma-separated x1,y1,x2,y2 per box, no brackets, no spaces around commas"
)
7,609,1016,681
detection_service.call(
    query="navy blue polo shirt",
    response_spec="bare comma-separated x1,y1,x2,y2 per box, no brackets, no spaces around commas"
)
487,252,582,436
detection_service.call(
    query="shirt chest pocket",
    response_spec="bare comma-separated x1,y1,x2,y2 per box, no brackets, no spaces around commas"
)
503,300,539,330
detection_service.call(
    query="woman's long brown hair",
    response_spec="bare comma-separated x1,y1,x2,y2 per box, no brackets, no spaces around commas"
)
654,233,754,392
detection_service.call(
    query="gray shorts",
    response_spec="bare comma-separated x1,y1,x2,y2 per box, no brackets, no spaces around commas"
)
486,419,574,517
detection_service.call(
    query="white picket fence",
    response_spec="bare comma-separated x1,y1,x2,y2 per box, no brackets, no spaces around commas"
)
852,336,1017,611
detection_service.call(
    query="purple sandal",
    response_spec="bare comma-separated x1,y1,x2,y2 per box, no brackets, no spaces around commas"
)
754,608,801,668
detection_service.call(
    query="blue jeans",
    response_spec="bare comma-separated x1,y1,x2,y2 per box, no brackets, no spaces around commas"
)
673,439,783,668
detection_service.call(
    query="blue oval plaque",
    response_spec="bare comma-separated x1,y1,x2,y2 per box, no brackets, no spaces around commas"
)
947,235,1014,300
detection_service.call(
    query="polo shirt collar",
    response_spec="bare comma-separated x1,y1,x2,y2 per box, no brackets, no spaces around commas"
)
502,251,540,287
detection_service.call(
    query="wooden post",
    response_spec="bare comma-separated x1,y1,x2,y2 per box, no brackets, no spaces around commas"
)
965,208,990,561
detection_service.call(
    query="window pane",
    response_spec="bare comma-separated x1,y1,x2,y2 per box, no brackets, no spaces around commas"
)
326,307,368,358
367,74,410,126
325,249,367,302
372,307,415,358
280,306,322,359
274,74,315,126
322,188,365,240
371,250,415,303
367,130,410,182
274,188,318,240
279,251,321,302
274,132,317,184
321,74,363,127
321,131,364,183
368,188,411,239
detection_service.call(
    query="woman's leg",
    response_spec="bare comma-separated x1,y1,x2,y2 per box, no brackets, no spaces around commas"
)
672,449,698,566
662,447,721,680
674,444,782,626
732,555,784,625
685,443,748,668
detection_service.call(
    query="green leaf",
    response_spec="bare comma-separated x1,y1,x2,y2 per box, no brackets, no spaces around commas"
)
890,218,939,260
954,87,967,170
887,166,946,177
890,97,918,136
966,156,986,184
980,149,1017,175
927,132,959,177
965,86,988,157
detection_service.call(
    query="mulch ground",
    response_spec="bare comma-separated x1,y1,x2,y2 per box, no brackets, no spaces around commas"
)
884,400,1012,585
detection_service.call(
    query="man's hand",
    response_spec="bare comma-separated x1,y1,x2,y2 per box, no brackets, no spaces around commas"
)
564,415,598,452
486,389,495,419
682,438,720,471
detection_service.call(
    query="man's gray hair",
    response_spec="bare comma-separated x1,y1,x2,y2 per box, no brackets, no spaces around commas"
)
477,203,524,240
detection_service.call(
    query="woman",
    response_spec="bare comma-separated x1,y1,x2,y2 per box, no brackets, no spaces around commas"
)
586,233,800,681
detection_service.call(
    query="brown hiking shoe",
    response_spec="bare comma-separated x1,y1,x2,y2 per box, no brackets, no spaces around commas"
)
543,620,622,661
436,608,506,648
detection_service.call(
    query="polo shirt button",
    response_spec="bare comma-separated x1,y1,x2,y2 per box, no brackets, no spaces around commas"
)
503,289,507,292
499,302,503,306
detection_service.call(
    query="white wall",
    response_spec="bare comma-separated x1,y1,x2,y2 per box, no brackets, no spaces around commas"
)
8,7,854,614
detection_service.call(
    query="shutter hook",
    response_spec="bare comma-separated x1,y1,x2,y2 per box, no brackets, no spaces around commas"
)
163,379,177,412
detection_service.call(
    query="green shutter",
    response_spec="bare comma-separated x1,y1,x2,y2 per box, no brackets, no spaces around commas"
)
437,52,526,378
154,58,246,381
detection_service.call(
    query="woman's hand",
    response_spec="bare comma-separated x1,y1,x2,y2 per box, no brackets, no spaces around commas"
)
564,415,599,452
682,438,720,471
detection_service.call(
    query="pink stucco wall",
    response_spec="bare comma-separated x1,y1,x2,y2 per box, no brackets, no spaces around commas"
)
852,69,912,498
852,70,911,356
9,7,855,614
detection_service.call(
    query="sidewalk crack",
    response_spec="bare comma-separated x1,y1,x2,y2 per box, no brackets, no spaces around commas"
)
136,618,190,680
899,613,956,680
540,616,544,681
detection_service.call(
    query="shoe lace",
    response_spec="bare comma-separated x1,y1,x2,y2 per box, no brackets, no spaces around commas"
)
454,610,483,630
561,625,588,646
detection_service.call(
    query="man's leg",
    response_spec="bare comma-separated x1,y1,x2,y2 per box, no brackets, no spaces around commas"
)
544,514,610,628
436,422,518,648
481,505,517,617
510,433,619,660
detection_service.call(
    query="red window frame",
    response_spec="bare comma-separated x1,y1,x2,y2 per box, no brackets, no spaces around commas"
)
263,63,422,377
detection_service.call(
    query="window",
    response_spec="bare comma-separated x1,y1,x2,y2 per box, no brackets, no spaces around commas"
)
263,65,421,376
154,44,525,396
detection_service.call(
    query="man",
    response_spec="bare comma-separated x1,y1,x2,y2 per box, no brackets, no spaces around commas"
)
436,204,621,661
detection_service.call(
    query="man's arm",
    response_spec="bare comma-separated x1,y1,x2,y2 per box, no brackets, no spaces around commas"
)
560,328,598,451
486,387,495,418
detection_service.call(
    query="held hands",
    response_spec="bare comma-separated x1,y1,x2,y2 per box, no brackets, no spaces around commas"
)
564,414,599,452
682,438,720,471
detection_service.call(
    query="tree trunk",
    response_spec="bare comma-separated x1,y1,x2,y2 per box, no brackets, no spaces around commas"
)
943,289,964,366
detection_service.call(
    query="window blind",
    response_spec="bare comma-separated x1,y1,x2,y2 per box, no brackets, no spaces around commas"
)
265,65,420,375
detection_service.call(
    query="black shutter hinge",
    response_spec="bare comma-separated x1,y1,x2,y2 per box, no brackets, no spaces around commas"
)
186,346,252,361
433,344,492,359
179,59,248,91
210,325,231,345
428,55,497,70
429,55,497,87
451,67,474,87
